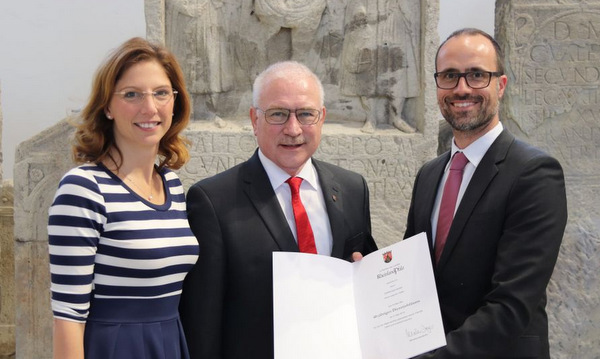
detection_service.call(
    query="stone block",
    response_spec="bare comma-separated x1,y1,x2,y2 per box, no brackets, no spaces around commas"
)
13,120,73,358
497,0,600,356
0,183,15,358
179,120,438,245
14,241,51,359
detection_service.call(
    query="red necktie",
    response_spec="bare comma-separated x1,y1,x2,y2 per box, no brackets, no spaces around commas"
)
435,152,469,263
286,177,317,254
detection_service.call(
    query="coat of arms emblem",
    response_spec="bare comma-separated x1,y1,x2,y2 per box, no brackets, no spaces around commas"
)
383,251,392,263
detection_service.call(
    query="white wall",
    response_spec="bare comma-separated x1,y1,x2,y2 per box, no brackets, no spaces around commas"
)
439,0,495,41
0,0,494,180
0,0,146,180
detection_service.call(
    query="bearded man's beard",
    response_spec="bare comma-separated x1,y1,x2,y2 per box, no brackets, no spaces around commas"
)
441,95,499,132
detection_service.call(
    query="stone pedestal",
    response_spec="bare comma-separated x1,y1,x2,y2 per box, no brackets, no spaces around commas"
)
13,120,73,359
179,120,439,244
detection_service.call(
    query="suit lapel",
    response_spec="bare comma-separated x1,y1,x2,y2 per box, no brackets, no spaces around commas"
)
437,130,514,268
242,152,299,252
313,160,346,258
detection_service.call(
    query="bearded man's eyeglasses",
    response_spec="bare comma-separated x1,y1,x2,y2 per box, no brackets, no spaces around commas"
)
434,71,503,89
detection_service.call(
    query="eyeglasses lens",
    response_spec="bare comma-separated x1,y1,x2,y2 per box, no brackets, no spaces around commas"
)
264,109,320,125
436,72,492,89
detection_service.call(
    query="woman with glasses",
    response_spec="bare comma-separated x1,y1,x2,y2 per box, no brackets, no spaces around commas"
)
48,37,198,359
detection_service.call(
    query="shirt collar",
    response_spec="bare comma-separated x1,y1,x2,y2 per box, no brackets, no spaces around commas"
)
451,121,503,167
258,149,318,190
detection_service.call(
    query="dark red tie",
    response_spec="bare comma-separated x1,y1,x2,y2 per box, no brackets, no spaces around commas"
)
435,152,469,263
286,177,317,254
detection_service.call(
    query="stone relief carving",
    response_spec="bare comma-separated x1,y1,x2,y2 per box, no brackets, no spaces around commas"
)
509,9,600,136
149,0,421,132
340,0,418,133
254,0,327,63
166,0,235,123
498,2,600,357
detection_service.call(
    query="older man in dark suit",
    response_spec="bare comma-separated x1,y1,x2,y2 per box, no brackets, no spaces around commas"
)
404,28,568,358
179,61,377,359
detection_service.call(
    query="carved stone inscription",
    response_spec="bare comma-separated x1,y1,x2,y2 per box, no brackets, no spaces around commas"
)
500,2,600,357
508,7,600,163
506,4,600,180
178,124,422,244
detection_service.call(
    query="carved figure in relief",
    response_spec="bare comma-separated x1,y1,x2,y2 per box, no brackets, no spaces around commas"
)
253,0,327,63
165,0,234,122
340,0,418,133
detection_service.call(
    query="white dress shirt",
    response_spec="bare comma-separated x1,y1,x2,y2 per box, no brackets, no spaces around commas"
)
258,150,333,255
431,122,504,246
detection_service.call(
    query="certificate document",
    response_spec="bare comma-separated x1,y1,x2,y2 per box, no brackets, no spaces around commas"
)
273,232,446,359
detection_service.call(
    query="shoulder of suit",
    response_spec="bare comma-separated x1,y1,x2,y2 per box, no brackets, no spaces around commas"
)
189,160,246,190
420,151,450,171
508,136,555,158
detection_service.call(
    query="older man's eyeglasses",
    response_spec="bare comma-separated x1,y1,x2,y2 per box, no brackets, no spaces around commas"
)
114,88,178,105
257,108,321,125
434,71,503,89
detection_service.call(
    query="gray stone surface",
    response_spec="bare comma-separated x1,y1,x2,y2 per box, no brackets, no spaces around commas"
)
178,120,437,243
145,0,423,133
13,119,73,359
0,184,15,359
497,0,600,357
0,84,16,358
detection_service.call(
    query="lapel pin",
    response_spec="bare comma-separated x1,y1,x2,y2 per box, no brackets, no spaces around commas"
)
332,194,337,202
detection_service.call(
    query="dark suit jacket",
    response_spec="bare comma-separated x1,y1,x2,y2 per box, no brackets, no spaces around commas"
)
405,130,567,359
180,150,377,359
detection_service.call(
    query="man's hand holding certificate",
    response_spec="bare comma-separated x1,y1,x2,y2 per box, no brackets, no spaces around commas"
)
273,232,446,359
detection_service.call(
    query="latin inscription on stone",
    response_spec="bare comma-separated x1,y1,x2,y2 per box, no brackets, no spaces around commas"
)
178,125,424,242
508,6,600,168
500,2,600,357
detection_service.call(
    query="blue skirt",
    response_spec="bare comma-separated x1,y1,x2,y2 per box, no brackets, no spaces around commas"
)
83,296,190,359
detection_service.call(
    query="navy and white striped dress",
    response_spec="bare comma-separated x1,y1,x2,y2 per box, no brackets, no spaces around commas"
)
48,163,199,359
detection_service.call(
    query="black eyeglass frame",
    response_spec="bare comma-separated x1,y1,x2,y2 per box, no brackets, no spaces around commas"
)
434,71,503,89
